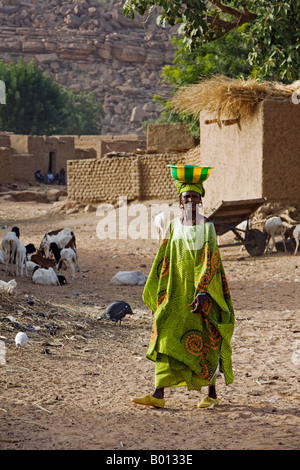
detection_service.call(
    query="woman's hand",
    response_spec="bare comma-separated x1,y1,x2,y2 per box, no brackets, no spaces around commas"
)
189,293,206,313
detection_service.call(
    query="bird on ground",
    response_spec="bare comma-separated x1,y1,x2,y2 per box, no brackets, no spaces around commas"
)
97,301,133,326
15,332,28,356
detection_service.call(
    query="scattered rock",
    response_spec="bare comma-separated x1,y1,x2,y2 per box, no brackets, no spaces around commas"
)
6,191,48,203
66,207,79,215
46,188,68,202
84,205,96,213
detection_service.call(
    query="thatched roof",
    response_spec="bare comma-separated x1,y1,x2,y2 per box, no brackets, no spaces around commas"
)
172,76,300,120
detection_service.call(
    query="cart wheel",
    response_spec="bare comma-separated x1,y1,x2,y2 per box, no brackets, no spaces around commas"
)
245,229,266,256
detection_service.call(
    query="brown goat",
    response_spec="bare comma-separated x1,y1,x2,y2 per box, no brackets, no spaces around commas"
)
30,250,56,269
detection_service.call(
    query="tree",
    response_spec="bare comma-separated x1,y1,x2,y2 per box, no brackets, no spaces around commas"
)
63,91,104,135
123,0,300,81
0,58,104,135
152,28,252,137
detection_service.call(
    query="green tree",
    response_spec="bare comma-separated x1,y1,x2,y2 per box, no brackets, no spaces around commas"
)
63,91,104,135
0,58,104,135
123,0,300,81
152,28,252,137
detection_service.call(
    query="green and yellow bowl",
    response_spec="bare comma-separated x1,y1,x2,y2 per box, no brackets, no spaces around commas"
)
168,165,213,183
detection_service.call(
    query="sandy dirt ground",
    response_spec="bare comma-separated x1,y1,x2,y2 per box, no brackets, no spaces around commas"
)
0,196,299,452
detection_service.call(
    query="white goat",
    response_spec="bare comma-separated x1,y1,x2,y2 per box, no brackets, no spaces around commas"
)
154,212,167,242
110,270,148,286
0,249,5,264
15,243,28,278
284,224,300,255
39,228,76,257
26,260,39,274
1,227,20,275
235,219,252,237
32,266,65,286
14,243,36,278
263,216,286,253
49,242,82,280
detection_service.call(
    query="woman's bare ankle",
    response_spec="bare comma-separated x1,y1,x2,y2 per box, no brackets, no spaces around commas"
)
208,385,217,399
153,387,164,399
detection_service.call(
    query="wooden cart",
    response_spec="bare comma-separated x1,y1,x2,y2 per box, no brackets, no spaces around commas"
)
206,198,266,256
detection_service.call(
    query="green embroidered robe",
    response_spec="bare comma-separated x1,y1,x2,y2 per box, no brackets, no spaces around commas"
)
143,217,235,390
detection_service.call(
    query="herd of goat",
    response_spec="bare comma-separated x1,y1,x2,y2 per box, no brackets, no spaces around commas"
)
0,211,299,291
0,227,82,286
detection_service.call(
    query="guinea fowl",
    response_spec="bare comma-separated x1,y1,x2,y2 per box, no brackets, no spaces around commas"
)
97,301,133,326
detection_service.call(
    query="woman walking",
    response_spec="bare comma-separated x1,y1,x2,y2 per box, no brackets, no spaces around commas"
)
131,175,235,409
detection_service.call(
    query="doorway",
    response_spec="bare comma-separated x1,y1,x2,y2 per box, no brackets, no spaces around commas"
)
48,151,56,175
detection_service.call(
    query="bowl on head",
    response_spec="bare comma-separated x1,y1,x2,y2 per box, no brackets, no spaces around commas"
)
168,165,213,183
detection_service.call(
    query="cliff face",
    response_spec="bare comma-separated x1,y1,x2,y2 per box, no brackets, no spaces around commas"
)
0,0,176,134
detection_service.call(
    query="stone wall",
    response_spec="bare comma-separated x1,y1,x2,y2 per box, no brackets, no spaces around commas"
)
199,100,300,211
67,153,185,204
0,0,176,135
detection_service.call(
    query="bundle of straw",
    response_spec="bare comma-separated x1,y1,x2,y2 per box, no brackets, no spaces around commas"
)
172,76,300,119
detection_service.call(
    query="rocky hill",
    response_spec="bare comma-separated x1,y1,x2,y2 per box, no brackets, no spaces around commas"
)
0,0,176,135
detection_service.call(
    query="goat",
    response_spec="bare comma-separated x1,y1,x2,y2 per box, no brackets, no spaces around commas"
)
39,228,76,257
26,260,39,274
154,212,167,242
30,250,56,269
235,219,252,238
32,266,67,286
16,243,36,277
1,227,20,275
263,217,286,253
0,249,5,264
49,242,82,280
284,224,300,255
110,270,148,286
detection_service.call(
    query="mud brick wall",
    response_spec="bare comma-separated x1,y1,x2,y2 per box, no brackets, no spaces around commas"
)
0,147,13,185
262,100,300,205
0,134,11,148
74,134,146,159
12,153,35,182
139,153,185,199
200,100,300,211
10,135,75,176
74,148,97,160
67,153,185,204
147,123,197,153
67,156,140,204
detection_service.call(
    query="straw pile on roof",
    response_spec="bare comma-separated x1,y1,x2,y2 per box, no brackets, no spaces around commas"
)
172,76,300,120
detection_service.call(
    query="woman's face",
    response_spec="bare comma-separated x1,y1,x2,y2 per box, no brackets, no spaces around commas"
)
180,191,202,207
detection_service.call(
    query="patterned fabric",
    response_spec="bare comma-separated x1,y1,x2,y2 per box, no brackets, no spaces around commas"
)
143,217,235,390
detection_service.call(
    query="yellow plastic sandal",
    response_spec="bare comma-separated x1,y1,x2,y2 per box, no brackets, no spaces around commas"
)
197,396,220,408
131,394,165,408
